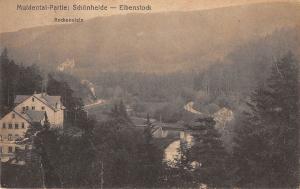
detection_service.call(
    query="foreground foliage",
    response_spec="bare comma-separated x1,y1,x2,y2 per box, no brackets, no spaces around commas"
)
233,52,299,188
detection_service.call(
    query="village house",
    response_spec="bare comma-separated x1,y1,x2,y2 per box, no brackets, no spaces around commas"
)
0,93,65,162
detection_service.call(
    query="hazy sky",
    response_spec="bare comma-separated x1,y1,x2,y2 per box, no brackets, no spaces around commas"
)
0,0,298,33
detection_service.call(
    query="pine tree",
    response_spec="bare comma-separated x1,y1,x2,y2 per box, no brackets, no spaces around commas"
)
33,119,62,188
135,114,163,187
0,48,18,112
189,116,229,187
118,100,128,119
167,140,195,188
233,52,299,188
0,49,43,115
108,100,132,128
47,74,86,126
143,113,154,144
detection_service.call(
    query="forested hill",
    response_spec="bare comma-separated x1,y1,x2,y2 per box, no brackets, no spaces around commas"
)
0,49,88,121
193,26,300,95
0,2,300,76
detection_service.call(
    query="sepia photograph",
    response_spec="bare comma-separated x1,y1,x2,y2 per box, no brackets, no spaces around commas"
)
0,0,299,188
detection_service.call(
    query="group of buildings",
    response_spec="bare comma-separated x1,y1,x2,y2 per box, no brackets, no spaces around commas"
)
0,93,64,162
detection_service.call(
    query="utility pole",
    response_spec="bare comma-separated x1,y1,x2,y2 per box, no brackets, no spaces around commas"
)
100,160,104,189
40,156,46,189
7,87,10,106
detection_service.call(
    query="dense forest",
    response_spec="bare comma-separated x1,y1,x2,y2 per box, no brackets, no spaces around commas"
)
0,48,299,188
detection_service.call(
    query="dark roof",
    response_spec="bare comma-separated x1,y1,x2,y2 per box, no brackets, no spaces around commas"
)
14,95,30,104
1,110,45,124
155,122,185,130
34,94,62,110
3,110,30,123
14,93,63,110
25,110,46,123
131,117,156,126
36,94,61,109
131,117,148,126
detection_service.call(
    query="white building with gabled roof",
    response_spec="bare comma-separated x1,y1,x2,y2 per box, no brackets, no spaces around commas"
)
13,93,65,127
0,93,65,162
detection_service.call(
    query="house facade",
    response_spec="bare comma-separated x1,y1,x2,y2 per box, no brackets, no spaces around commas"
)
13,93,64,126
0,93,65,162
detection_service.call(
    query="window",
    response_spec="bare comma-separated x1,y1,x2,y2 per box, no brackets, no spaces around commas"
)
42,106,45,110
32,97,35,102
22,122,25,129
8,124,12,129
26,106,29,110
8,134,12,141
2,123,6,129
8,146,13,153
12,113,15,119
22,107,26,112
15,134,19,139
32,106,35,110
0,135,2,141
15,123,19,129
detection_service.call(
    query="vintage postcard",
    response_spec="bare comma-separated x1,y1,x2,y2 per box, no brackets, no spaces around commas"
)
0,0,299,188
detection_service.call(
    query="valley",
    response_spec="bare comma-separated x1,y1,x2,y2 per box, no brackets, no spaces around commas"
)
0,1,299,188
